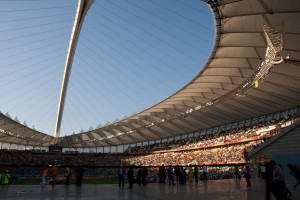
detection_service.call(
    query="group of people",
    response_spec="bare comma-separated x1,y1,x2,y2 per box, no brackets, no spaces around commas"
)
115,163,250,190
174,165,201,184
0,115,298,173
40,164,84,187
3,158,298,200
243,160,300,200
118,165,177,189
0,150,127,167
124,142,258,166
0,114,298,193
0,140,258,168
124,114,297,153
0,139,266,182
118,165,148,189
157,165,175,185
264,160,292,200
0,164,244,184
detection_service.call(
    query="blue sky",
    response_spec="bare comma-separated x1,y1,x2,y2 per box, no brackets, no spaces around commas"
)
0,0,214,136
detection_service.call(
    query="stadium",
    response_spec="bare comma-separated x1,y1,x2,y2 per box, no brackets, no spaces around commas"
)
0,0,300,199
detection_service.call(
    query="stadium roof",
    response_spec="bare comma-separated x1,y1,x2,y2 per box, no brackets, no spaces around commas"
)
0,0,300,148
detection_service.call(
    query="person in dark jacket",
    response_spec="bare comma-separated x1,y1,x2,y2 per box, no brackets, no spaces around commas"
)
244,165,251,187
180,167,186,184
265,162,273,200
167,165,175,186
137,169,142,186
293,165,300,190
270,160,291,199
158,165,166,184
175,165,180,182
142,166,148,186
75,165,84,186
128,167,134,189
118,165,125,186
194,165,199,182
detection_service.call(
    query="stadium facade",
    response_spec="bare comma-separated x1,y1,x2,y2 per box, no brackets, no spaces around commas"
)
0,0,300,153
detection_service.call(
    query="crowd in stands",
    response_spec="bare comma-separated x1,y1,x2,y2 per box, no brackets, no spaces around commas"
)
0,140,260,168
124,142,255,166
0,150,127,167
125,114,297,153
0,113,298,181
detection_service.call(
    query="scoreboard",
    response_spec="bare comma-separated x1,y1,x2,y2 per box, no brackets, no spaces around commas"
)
49,145,62,153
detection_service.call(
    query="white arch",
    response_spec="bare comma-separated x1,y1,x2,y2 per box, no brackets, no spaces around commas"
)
55,0,95,137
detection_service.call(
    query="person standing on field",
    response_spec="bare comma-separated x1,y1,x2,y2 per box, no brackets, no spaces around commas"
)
194,165,199,182
1,170,10,185
167,165,175,186
50,164,58,187
128,167,134,189
118,165,125,187
76,164,84,186
65,166,71,186
41,166,48,186
188,165,193,183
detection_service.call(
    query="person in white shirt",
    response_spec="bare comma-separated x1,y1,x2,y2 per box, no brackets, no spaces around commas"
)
260,164,266,179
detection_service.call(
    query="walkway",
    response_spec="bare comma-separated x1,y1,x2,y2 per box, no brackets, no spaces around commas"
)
0,178,299,200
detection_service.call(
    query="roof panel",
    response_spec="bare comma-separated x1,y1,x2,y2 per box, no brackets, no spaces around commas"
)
1,0,300,148
215,47,261,58
220,33,266,47
221,0,265,17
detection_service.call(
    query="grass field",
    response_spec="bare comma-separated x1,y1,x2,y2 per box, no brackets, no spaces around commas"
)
9,178,119,185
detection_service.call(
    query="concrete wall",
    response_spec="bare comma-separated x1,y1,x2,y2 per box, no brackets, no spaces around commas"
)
249,121,300,176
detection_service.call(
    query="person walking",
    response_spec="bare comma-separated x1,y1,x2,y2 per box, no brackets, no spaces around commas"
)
41,166,48,186
245,165,251,187
50,164,58,187
175,165,180,182
180,167,186,184
287,163,295,176
167,165,175,186
258,163,262,179
265,162,273,200
118,165,125,187
158,165,166,184
128,167,134,189
294,165,300,190
261,164,266,179
188,165,193,183
75,165,84,186
142,166,148,186
137,169,142,186
270,160,289,199
203,165,207,182
194,165,199,182
234,165,240,180
65,166,71,186
278,164,292,197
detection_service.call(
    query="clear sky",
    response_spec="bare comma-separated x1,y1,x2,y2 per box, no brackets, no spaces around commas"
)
0,0,214,136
